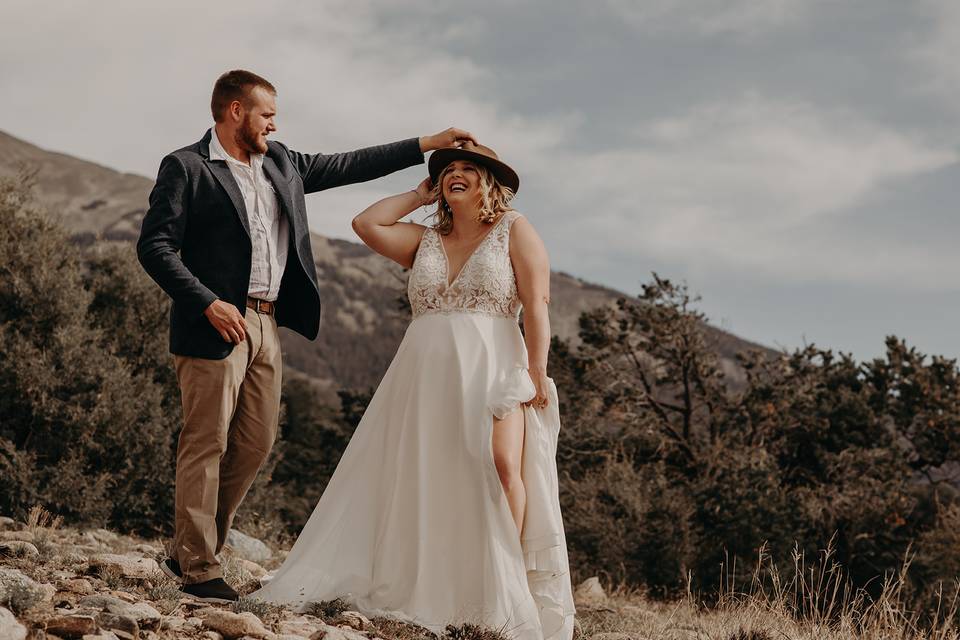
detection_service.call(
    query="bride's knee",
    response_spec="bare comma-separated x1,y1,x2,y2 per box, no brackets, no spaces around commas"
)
493,454,522,492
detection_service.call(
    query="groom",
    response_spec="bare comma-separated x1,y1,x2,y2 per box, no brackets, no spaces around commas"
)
137,69,475,602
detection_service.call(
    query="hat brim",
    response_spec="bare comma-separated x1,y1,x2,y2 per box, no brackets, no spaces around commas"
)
428,148,520,194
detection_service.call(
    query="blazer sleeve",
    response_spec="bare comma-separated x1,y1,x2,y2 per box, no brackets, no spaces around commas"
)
136,154,218,317
284,137,424,194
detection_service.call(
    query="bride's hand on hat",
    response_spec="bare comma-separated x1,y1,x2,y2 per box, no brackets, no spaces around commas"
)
419,127,478,152
414,177,438,207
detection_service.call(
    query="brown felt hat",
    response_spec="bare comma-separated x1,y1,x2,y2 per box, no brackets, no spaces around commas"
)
428,142,520,194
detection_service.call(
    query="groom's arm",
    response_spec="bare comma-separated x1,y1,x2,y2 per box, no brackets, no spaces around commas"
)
283,128,478,194
281,138,423,194
137,154,218,317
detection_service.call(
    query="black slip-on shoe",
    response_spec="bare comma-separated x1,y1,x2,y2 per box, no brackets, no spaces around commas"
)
180,577,239,603
160,557,182,581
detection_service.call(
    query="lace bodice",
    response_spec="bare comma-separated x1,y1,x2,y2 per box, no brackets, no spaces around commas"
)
408,210,523,319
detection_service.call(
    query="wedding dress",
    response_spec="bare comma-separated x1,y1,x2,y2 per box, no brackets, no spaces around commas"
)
251,210,575,640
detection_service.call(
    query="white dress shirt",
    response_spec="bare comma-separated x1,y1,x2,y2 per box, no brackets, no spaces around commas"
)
209,126,289,301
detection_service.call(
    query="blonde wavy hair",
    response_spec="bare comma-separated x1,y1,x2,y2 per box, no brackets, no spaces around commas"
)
430,161,516,235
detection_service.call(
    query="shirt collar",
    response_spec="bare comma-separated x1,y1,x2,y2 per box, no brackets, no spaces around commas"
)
209,126,262,169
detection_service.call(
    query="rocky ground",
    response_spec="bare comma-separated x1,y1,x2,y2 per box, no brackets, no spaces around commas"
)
3,509,942,640
0,509,638,640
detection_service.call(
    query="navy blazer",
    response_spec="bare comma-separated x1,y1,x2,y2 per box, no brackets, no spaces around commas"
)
137,129,424,359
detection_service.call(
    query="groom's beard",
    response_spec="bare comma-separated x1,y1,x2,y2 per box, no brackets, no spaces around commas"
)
236,115,268,155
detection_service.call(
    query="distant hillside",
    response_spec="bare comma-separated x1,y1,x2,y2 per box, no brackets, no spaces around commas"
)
0,129,770,390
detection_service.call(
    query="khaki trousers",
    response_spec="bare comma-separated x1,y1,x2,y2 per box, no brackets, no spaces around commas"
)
172,306,282,584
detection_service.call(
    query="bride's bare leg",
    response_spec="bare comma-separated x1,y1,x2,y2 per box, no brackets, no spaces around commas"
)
492,409,526,536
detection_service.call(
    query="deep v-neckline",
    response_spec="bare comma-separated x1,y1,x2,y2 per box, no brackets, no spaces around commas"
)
438,213,508,289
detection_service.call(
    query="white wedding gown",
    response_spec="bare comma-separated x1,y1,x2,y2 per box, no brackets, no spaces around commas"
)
251,210,575,640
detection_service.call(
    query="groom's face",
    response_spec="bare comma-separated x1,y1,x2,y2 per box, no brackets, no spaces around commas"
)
237,86,277,155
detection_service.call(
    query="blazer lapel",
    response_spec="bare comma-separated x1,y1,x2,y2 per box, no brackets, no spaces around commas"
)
262,155,299,237
207,161,251,239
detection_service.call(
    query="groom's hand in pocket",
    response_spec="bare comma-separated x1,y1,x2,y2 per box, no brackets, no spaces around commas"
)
203,300,247,344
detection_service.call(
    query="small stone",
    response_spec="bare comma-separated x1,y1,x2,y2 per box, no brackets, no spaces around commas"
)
107,591,138,604
201,632,224,640
58,579,95,595
0,606,27,640
309,624,368,640
277,618,322,637
574,576,608,607
161,617,187,631
0,541,39,559
82,633,120,640
109,602,160,630
224,530,272,564
78,595,126,610
199,609,269,639
185,617,204,629
96,611,139,639
333,611,370,631
46,614,98,638
87,555,159,580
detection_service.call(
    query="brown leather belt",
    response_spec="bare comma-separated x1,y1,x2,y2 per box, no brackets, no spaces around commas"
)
246,297,275,315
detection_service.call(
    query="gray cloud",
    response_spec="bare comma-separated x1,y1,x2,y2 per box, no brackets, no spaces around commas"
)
1,0,957,360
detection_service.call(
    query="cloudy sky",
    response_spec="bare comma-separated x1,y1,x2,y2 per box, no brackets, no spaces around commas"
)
3,0,959,360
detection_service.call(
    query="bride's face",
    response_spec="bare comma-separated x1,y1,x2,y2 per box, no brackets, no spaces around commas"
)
441,160,481,209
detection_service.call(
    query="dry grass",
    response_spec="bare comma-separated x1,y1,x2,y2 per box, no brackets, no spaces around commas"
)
574,543,960,640
25,505,62,560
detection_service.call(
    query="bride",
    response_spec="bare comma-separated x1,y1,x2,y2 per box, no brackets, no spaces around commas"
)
250,142,575,640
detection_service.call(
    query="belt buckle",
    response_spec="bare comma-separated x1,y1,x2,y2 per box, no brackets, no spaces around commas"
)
255,299,263,313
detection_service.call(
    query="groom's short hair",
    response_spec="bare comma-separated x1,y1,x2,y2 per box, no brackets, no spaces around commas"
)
211,70,277,122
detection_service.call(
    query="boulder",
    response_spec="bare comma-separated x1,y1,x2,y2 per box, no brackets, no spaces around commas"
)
45,614,98,638
225,530,272,564
574,576,608,607
0,606,27,640
87,555,159,580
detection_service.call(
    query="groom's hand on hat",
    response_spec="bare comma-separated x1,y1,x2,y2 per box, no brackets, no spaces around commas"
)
419,127,477,153
204,299,247,344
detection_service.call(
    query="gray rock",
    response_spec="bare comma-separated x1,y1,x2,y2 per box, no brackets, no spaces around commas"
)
199,608,269,639
225,530,272,564
58,578,95,596
160,617,187,632
87,555,159,580
96,611,139,639
78,594,127,610
574,576,608,607
0,606,27,640
277,618,322,637
0,567,48,611
110,602,160,629
308,624,369,640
